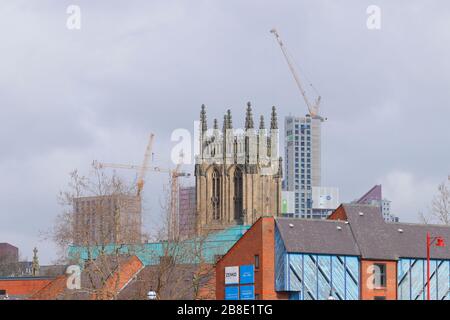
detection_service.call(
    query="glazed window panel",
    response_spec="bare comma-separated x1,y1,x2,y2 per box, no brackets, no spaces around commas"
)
345,257,360,300
278,252,359,300
317,255,332,300
331,256,346,300
429,260,437,300
437,260,449,300
373,263,387,288
274,229,287,291
398,259,411,300
411,260,425,300
303,255,318,299
397,259,450,300
288,254,303,292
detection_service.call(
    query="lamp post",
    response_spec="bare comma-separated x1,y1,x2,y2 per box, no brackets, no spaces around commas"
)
147,290,157,300
426,232,445,300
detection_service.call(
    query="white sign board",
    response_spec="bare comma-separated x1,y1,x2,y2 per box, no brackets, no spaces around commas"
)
225,266,239,285
312,187,339,210
282,191,295,214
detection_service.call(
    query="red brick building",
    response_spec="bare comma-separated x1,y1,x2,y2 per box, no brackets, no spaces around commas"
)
0,243,19,263
0,277,56,299
216,217,287,300
216,204,450,300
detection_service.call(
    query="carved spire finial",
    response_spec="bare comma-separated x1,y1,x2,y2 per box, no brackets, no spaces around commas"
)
200,104,207,132
223,114,228,131
259,115,265,129
32,247,40,276
227,109,233,129
245,102,254,129
270,106,278,129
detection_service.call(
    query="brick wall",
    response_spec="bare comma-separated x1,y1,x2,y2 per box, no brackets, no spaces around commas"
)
327,205,347,221
0,243,19,262
216,217,287,300
360,260,397,300
29,275,68,300
94,255,144,299
0,278,54,297
197,266,216,300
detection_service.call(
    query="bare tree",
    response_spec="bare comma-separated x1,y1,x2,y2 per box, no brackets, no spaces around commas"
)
47,164,217,300
420,178,450,225
430,181,450,225
47,164,142,299
121,184,217,300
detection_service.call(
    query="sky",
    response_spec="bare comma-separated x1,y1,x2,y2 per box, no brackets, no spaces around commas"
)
0,0,449,264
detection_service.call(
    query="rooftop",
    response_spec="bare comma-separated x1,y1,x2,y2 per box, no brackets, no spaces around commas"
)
276,203,450,261
69,224,250,266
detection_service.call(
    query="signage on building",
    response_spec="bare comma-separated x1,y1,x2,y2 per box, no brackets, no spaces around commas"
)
239,265,254,284
225,286,239,300
224,266,239,285
224,265,255,300
312,187,339,210
239,285,255,300
282,191,295,214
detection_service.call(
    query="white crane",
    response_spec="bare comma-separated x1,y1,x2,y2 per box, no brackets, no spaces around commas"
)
270,28,324,121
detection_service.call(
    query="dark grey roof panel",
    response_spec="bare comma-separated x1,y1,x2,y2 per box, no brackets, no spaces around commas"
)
387,223,450,260
341,204,398,260
275,218,360,256
276,204,450,261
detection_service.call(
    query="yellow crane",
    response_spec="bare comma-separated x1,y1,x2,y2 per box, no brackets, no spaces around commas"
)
93,133,155,197
138,133,155,196
270,28,324,121
93,137,190,240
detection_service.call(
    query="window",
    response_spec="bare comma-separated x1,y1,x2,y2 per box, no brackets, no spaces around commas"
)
254,255,260,269
233,168,243,220
212,169,221,220
373,263,387,288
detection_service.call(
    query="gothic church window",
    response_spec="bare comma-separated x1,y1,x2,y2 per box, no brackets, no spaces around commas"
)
212,169,220,220
234,167,243,220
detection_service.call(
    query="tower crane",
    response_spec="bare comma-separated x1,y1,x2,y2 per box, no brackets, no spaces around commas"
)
93,133,155,197
137,133,155,196
93,141,190,240
270,28,324,121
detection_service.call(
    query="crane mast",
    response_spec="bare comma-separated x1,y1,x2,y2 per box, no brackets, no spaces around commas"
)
93,145,190,241
137,133,155,196
270,28,323,120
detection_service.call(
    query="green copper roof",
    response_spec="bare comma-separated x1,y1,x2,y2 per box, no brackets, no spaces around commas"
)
68,225,249,266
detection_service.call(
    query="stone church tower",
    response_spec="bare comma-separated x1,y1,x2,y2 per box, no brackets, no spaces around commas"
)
195,102,282,234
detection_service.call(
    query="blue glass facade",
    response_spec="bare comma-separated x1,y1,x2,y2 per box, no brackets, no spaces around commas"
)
275,229,360,300
398,258,450,300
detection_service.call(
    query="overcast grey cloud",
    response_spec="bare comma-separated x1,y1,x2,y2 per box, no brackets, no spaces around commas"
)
0,0,449,263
